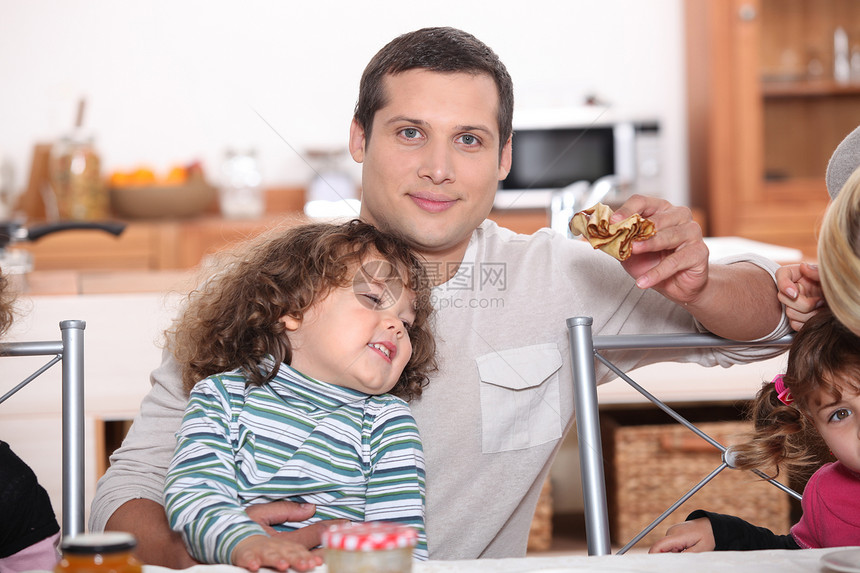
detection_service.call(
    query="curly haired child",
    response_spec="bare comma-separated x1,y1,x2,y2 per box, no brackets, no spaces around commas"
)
650,310,860,552
163,219,436,572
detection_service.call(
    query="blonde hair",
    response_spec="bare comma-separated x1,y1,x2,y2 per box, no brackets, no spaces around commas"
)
819,166,860,336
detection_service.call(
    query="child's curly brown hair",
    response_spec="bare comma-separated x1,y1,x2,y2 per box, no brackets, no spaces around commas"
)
167,219,436,401
731,310,860,482
0,270,15,338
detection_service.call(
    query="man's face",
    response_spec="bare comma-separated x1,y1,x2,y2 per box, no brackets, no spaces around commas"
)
350,69,512,266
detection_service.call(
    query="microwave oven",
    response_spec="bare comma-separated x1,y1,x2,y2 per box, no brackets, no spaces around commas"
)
494,108,663,211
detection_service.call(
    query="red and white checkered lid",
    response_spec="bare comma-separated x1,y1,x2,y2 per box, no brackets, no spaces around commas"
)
322,522,418,551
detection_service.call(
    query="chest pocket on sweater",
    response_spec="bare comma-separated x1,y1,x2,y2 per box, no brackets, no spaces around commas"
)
476,343,563,453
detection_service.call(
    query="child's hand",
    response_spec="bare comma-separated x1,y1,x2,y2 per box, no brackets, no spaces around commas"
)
648,517,716,553
232,534,323,572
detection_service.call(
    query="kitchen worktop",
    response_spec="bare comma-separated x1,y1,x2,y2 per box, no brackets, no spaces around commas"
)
14,269,197,296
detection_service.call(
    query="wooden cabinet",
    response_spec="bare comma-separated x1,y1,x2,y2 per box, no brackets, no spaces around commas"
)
686,0,860,258
17,210,550,272
18,214,311,271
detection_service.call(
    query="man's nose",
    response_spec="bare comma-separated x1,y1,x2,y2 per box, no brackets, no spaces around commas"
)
418,139,455,185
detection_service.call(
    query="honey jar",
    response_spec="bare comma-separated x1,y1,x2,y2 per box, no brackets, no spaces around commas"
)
55,532,142,573
48,132,109,221
322,522,417,573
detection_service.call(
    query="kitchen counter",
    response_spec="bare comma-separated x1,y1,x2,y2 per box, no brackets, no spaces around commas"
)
16,269,197,296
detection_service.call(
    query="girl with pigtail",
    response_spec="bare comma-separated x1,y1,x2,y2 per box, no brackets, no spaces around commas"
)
651,309,860,552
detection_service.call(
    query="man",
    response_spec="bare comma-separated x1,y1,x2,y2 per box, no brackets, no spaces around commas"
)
91,27,788,566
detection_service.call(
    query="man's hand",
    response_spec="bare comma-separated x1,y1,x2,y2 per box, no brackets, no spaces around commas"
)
612,194,708,303
648,518,716,553
105,498,326,568
245,501,347,550
610,194,783,341
775,263,824,331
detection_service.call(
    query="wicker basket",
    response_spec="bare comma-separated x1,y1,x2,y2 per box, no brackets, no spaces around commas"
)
603,418,791,549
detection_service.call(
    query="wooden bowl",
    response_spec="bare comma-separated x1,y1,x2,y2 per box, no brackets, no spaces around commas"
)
110,183,217,219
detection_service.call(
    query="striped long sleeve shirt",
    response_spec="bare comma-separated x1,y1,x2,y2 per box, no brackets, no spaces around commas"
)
163,361,427,564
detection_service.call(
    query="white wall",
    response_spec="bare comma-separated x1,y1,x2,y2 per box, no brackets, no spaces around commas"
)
0,0,688,207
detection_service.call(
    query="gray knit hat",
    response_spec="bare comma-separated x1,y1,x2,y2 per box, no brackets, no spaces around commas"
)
826,124,860,198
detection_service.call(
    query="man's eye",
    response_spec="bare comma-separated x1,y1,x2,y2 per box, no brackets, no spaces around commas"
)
402,128,420,139
458,133,480,146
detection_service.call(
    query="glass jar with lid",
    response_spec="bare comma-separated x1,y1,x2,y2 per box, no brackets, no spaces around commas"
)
322,522,417,573
55,532,142,573
48,100,109,221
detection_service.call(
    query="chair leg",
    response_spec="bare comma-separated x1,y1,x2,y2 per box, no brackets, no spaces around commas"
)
567,317,611,556
61,320,86,538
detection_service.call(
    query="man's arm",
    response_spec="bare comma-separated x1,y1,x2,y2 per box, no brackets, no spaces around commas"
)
106,499,321,568
682,261,784,341
106,499,196,569
613,195,784,341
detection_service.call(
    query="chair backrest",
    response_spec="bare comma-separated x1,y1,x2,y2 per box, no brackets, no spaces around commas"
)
0,319,86,538
566,316,795,555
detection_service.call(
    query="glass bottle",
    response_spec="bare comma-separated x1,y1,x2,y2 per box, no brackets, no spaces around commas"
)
49,133,109,221
55,532,142,573
48,100,109,221
218,148,264,219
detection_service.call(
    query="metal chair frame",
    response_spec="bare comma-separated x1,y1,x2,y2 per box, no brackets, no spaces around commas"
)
0,319,86,538
567,316,797,555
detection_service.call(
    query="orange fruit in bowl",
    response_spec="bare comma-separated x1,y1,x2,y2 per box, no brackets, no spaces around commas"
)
130,167,156,185
165,166,187,184
109,171,133,187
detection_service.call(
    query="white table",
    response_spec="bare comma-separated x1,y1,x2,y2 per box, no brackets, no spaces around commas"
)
144,547,858,572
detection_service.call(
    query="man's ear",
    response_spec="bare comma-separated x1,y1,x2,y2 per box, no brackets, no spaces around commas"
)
279,314,301,331
498,135,512,180
349,118,366,163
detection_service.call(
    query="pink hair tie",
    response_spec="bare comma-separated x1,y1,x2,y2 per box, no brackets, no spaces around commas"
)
773,374,793,405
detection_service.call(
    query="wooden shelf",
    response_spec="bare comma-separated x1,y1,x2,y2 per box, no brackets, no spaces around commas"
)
762,78,860,98
685,0,859,259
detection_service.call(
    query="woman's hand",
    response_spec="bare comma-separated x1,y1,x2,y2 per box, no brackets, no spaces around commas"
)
776,263,825,331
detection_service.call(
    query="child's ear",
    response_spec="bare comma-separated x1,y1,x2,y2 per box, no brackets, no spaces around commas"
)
279,314,301,331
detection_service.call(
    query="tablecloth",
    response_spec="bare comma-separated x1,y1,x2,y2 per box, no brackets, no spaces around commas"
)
143,546,860,573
